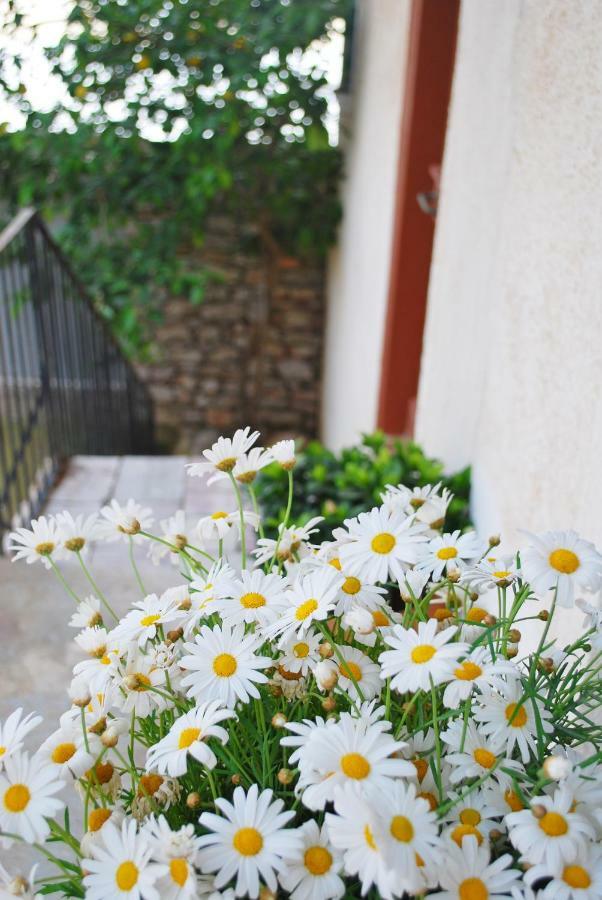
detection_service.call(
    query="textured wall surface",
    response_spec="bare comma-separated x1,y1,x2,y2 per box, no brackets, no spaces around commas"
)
415,0,602,642
321,0,411,449
136,217,325,450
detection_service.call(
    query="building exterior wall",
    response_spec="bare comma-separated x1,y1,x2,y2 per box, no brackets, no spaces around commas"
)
415,0,602,642
321,0,411,450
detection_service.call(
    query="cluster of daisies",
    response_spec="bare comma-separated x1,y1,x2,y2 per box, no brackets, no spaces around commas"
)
3,427,602,899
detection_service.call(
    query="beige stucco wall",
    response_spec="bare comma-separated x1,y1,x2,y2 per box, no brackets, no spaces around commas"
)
321,0,411,449
416,0,602,643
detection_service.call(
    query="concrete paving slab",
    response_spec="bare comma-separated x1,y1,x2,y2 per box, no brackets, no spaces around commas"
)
113,456,187,505
50,455,120,503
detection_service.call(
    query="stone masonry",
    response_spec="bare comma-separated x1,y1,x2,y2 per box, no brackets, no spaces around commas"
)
135,216,325,450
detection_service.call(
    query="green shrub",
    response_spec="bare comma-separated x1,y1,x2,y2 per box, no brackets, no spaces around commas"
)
255,431,471,540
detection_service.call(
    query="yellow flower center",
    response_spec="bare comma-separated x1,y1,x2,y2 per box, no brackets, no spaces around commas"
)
412,758,429,782
115,861,138,891
100,655,111,665
240,592,266,609
304,845,333,875
140,614,161,627
390,815,414,843
549,548,580,574
232,827,263,856
563,865,591,889
492,570,511,579
0,747,5,756
88,807,112,832
372,609,390,627
411,644,436,664
65,537,85,552
454,661,483,681
473,748,496,769
51,742,76,764
371,532,396,554
35,541,55,556
466,607,487,623
130,673,151,691
539,811,568,836
418,790,438,811
295,598,318,620
211,510,229,519
137,773,164,797
505,702,528,728
452,824,483,847
178,727,201,749
213,653,238,677
329,557,342,571
458,877,488,900
216,457,237,472
504,789,524,812
364,824,378,850
342,576,361,595
3,784,30,812
437,546,458,560
293,642,310,658
340,752,371,779
460,808,482,826
87,762,114,785
339,660,362,682
170,858,188,887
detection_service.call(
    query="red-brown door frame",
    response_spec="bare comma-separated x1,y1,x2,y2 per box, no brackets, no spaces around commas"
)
377,0,460,435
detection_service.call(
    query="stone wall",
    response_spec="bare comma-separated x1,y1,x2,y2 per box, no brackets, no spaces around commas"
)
135,216,325,451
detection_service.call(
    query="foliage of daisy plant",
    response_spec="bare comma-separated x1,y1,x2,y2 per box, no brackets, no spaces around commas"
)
3,428,602,899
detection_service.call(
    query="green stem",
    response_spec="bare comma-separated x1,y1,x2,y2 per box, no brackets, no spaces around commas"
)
76,551,118,621
228,473,247,568
430,676,443,799
129,536,146,595
270,469,293,569
248,484,265,541
48,557,80,603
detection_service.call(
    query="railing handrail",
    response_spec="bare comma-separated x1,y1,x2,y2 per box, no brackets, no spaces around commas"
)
0,207,38,253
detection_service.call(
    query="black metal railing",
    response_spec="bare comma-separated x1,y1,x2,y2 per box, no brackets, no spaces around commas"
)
0,208,154,541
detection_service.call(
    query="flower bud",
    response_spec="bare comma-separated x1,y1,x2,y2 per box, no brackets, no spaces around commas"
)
488,535,501,547
259,888,277,900
505,644,519,659
540,657,555,673
508,629,522,643
166,628,184,644
321,695,337,713
315,660,338,692
186,792,201,809
489,829,503,841
101,726,120,748
483,614,497,627
543,755,573,781
231,774,241,786
538,609,549,621
118,518,140,536
7,875,30,895
277,768,294,785
343,606,374,635
69,676,91,708
447,568,461,583
271,713,287,729
319,642,334,659
530,804,546,819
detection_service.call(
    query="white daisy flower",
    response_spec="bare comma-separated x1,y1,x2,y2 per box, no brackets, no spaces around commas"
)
75,625,110,658
0,708,42,768
295,713,414,811
576,596,602,651
97,499,154,544
280,716,331,767
343,604,375,636
506,786,595,869
400,730,443,812
279,819,344,900
379,482,412,514
197,783,301,898
482,780,527,819
0,861,40,899
440,786,501,847
370,780,442,892
180,624,271,707
144,816,206,900
525,841,602,900
148,510,191,565
83,818,163,899
429,835,521,899
339,506,428,583
231,447,274,483
68,595,103,629
253,517,324,567
80,806,126,857
132,773,181,821
187,427,260,480
36,711,97,778
277,630,322,677
0,752,64,845
212,569,287,628
7,516,60,568
113,646,168,717
265,568,341,643
334,645,381,702
54,510,99,555
111,592,186,649
442,647,518,709
442,720,524,788
520,530,602,608
416,530,485,581
474,682,554,763
379,620,468,692
270,439,296,470
185,561,238,635
331,566,388,617
398,568,431,603
197,509,259,545
458,597,499,643
325,784,397,900
146,701,235,777
461,555,519,591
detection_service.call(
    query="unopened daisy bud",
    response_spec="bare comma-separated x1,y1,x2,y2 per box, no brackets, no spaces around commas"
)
540,656,555,673
483,614,497,627
505,643,519,659
531,803,546,819
101,726,120,748
315,660,338,692
488,534,501,547
277,768,294,785
271,439,296,471
271,712,287,729
178,595,192,610
118,517,140,536
543,755,573,781
319,641,334,659
470,591,480,602
166,627,183,644
447,568,461,583
344,606,374,635
231,774,241,786
7,875,30,895
69,676,91,708
538,609,549,621
268,683,283,698
186,791,201,809
489,829,503,841
322,695,337,713
508,629,522,643
323,499,337,515
259,887,277,900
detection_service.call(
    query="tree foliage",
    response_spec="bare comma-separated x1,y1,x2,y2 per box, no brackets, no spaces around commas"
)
0,0,350,354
